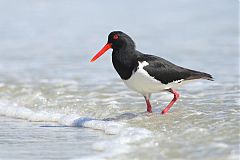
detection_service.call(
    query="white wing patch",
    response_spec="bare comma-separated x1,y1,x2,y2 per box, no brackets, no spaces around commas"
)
138,61,149,68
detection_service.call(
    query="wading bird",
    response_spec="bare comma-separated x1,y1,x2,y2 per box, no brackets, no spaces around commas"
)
90,31,213,114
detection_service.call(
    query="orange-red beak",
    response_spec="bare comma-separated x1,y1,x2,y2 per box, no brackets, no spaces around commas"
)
90,43,112,62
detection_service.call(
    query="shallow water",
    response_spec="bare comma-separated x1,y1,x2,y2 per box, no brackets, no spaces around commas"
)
0,116,109,160
0,0,239,160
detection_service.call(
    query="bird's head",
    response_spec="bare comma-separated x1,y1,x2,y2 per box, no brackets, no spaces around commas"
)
90,31,135,62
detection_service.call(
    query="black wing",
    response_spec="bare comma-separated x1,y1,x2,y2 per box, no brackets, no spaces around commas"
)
136,52,213,84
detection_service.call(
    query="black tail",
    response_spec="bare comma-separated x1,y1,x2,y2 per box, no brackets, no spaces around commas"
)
186,69,214,81
199,72,214,81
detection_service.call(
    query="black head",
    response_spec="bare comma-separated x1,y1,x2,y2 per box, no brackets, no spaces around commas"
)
107,31,135,50
90,31,136,62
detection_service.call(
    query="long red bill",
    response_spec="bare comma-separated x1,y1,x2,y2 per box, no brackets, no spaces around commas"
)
90,43,112,62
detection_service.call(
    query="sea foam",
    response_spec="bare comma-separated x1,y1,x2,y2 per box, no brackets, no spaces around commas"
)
0,100,153,159
0,100,127,134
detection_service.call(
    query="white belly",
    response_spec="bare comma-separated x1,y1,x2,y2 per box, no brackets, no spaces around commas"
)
123,61,184,95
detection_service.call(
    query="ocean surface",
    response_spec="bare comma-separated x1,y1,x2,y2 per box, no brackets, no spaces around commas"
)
0,0,239,160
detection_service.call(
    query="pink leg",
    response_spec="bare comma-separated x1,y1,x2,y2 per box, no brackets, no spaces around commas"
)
161,89,180,114
144,96,152,113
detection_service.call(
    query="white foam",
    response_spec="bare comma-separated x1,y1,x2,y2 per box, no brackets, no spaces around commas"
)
0,101,34,119
0,100,126,134
0,100,153,159
75,127,152,160
0,83,5,87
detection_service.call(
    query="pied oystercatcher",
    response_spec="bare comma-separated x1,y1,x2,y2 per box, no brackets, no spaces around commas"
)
90,31,213,114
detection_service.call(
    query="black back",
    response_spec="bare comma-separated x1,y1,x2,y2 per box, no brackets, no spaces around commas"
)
136,52,213,84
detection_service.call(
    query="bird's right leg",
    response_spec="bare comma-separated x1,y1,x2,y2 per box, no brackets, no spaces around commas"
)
161,88,180,114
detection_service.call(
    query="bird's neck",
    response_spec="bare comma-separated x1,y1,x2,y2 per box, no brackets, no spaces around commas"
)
112,48,138,80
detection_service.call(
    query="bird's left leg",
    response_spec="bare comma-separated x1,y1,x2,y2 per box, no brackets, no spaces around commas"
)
161,88,180,114
144,94,152,113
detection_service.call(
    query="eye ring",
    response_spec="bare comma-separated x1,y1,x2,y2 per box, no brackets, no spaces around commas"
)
113,34,119,40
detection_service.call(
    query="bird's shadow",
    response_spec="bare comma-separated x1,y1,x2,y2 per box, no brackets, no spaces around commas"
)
103,112,142,121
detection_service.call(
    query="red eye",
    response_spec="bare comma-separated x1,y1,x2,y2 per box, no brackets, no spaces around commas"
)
113,34,119,40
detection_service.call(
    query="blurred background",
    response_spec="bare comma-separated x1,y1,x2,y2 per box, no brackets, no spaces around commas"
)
0,0,238,83
0,0,239,160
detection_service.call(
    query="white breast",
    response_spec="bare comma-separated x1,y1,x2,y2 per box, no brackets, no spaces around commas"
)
123,61,184,95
